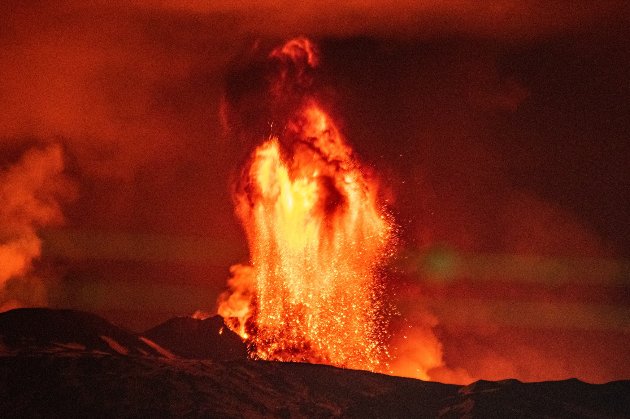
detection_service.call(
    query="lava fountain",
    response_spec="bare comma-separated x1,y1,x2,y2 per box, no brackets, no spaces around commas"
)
218,38,394,371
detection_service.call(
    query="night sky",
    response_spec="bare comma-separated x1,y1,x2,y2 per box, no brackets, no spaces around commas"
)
1,1,628,383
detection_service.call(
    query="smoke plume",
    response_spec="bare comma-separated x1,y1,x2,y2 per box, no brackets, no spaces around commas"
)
0,144,71,311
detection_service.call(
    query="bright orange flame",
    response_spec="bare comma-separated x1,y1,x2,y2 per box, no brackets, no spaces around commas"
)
218,38,394,371
269,37,319,69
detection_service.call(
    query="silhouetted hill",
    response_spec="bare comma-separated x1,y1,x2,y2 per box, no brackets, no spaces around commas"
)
440,378,630,418
143,315,247,360
0,308,172,357
0,308,628,417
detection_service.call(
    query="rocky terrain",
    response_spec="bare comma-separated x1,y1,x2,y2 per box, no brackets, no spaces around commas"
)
0,308,628,418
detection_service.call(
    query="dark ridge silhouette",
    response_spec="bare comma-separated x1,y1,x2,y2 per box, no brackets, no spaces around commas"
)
0,355,628,418
0,308,628,417
0,308,168,357
143,315,248,360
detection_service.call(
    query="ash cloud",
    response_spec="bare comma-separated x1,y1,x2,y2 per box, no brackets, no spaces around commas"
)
0,144,72,311
322,37,630,382
1,1,249,324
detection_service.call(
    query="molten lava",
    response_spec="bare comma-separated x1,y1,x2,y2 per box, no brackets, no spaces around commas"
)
218,38,394,371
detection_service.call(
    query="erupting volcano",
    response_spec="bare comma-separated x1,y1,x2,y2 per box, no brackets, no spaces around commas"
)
218,38,394,370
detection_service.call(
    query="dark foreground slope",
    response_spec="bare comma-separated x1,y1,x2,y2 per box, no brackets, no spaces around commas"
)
144,315,247,360
0,355,456,418
0,309,629,418
1,354,628,418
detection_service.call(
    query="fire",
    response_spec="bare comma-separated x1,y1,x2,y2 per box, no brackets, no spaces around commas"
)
218,38,394,371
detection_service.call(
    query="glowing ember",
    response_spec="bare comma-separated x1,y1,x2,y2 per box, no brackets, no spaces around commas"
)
218,38,394,371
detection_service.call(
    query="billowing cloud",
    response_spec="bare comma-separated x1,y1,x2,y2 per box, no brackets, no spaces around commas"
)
0,144,73,311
